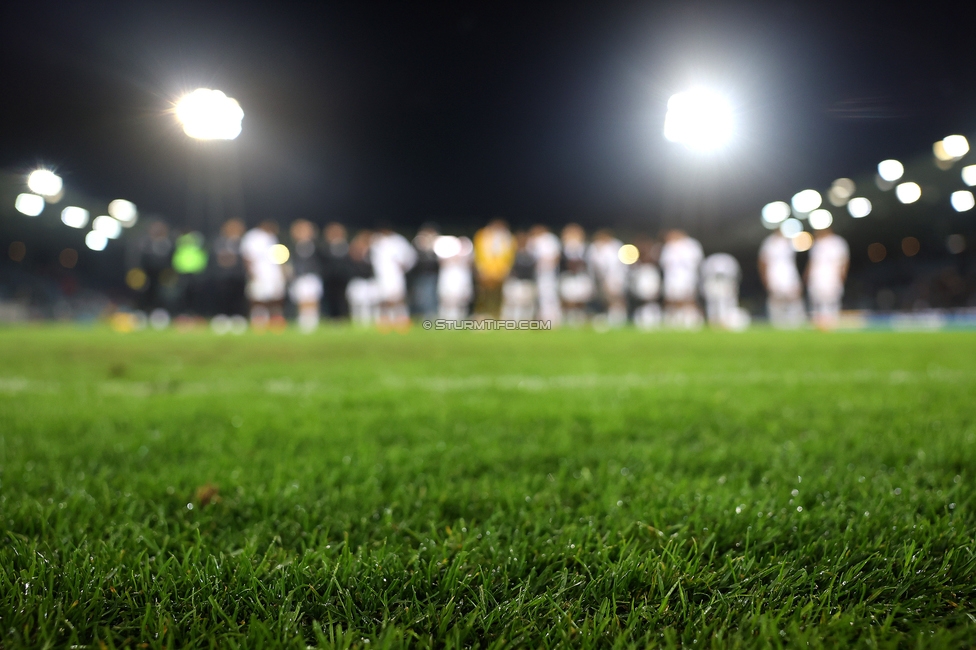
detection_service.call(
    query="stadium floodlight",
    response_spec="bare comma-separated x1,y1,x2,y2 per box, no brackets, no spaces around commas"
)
61,206,90,229
662,88,734,151
780,217,803,238
108,199,138,227
15,193,45,216
85,231,108,251
808,209,833,230
895,181,921,204
791,189,822,214
175,88,244,140
942,135,970,159
27,169,63,197
761,201,790,225
951,190,975,212
962,165,976,187
827,178,855,206
847,197,872,218
617,244,639,265
433,235,462,259
877,159,904,183
93,215,122,239
270,244,289,264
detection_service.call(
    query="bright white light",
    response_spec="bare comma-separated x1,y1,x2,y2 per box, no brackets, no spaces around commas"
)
847,197,872,218
962,165,976,187
951,190,975,212
791,189,822,214
895,182,921,204
761,201,791,225
618,244,639,265
878,159,904,182
662,88,734,151
85,231,108,251
27,169,63,197
433,235,462,259
175,88,244,140
827,178,855,206
780,218,803,238
808,209,833,230
15,193,44,216
61,206,90,229
93,215,122,239
270,244,289,264
108,199,138,226
943,135,970,158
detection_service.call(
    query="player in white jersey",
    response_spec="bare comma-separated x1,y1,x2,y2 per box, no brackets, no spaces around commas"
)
287,219,324,333
659,229,704,328
526,225,562,324
435,235,474,320
370,227,417,329
588,230,628,327
559,224,593,326
346,230,380,326
700,252,749,330
240,221,287,331
758,231,804,328
806,228,849,330
629,237,662,330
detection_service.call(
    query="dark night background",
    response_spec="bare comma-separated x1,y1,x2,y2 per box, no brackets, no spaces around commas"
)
1,0,975,309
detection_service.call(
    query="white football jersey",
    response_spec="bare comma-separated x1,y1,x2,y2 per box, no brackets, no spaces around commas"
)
759,234,801,297
808,233,849,296
659,236,704,301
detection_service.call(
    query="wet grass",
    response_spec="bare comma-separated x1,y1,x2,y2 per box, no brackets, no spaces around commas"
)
1,326,975,648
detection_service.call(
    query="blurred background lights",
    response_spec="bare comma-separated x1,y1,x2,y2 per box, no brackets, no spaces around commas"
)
662,88,734,151
827,178,855,206
791,231,813,252
962,165,976,186
791,189,822,214
108,199,138,226
9,241,26,262
780,217,803,238
901,236,920,257
808,209,833,230
59,248,78,269
847,197,872,218
950,190,975,212
15,193,45,216
895,181,921,204
761,201,790,225
877,159,904,182
617,244,639,264
270,243,290,264
60,206,90,229
27,169,63,197
93,215,122,239
942,135,970,158
933,140,954,163
433,235,462,259
85,231,108,251
946,234,966,254
175,88,244,140
868,242,886,262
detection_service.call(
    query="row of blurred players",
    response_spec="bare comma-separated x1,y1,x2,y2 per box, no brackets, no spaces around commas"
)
134,218,848,332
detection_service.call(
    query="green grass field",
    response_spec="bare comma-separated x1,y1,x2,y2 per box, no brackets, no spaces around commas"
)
1,327,975,648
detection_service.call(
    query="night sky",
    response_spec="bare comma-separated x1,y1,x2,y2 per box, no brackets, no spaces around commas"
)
2,0,975,238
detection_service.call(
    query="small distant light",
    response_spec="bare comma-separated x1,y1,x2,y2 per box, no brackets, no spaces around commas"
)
950,190,975,212
126,268,148,290
433,235,462,259
962,165,976,187
8,241,26,262
895,182,921,204
175,88,244,140
942,135,970,159
270,243,289,264
791,231,813,252
85,231,108,251
15,193,45,216
808,209,833,230
662,88,734,151
867,243,886,263
946,234,966,254
827,178,855,206
61,206,90,229
108,199,138,226
59,248,78,269
847,197,872,218
780,218,803,238
27,169,63,197
901,237,920,257
791,189,822,214
617,244,639,265
92,215,122,239
761,201,791,225
878,160,904,182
